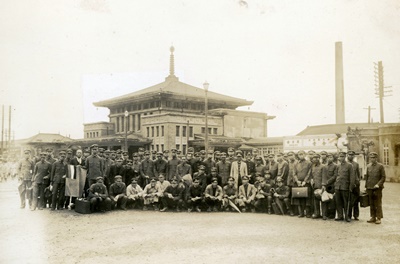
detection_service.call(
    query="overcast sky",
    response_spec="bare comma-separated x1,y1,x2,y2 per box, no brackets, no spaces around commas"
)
1,0,399,140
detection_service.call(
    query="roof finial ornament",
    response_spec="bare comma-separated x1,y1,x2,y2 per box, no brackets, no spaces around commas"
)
169,45,175,76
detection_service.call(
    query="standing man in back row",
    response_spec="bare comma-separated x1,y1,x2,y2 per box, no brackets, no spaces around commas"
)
85,144,105,194
365,152,386,225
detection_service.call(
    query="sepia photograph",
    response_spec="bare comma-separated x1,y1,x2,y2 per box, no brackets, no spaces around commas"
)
1,1,399,263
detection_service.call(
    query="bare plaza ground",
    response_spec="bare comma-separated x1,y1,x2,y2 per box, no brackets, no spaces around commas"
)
1,179,399,264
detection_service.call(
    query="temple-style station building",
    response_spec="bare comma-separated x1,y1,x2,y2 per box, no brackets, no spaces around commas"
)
79,47,275,154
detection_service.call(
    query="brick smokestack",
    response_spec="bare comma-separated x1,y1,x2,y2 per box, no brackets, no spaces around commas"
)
335,42,345,124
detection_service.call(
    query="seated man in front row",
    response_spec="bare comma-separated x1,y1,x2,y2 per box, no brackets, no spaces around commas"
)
142,178,159,211
237,175,257,212
161,178,184,212
88,176,112,212
254,178,273,213
126,178,143,209
187,178,204,212
273,177,291,215
109,175,128,211
222,177,238,212
204,177,223,212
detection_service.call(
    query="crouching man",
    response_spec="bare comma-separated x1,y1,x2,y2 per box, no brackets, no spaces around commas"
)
187,178,204,212
142,178,160,210
222,177,238,212
161,178,184,212
254,178,273,213
126,178,143,209
237,176,257,212
205,177,223,212
88,177,112,212
109,175,128,210
273,177,291,215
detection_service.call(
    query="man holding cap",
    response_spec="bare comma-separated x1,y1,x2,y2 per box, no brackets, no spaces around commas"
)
365,152,386,224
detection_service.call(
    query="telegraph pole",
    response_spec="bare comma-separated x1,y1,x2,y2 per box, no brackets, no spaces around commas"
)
374,61,392,123
1,105,4,154
363,106,376,124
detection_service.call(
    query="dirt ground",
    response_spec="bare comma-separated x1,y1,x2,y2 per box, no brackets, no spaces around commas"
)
1,179,399,264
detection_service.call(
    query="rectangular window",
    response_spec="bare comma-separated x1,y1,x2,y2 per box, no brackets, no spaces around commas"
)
156,126,159,137
182,126,187,137
176,144,180,150
96,132,99,137
121,116,125,132
151,145,154,151
189,126,193,137
183,145,186,155
383,144,389,165
138,114,141,130
208,128,212,134
116,117,120,132
161,144,164,152
176,126,180,136
156,145,159,152
132,114,136,132
213,128,217,135
86,133,89,138
201,127,205,134
151,127,154,137
147,127,150,137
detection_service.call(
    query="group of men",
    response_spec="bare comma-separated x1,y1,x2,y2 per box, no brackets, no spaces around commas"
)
16,144,386,224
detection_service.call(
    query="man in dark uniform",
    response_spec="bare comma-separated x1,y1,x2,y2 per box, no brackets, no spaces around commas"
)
365,152,386,224
347,150,361,220
85,144,105,192
123,159,135,185
151,150,157,161
222,177,238,211
45,148,57,165
162,149,169,161
131,152,141,180
203,150,216,175
188,152,201,175
254,177,273,213
154,152,167,177
266,154,278,184
216,152,231,187
110,150,117,162
140,150,155,186
50,150,68,210
31,152,51,210
227,147,236,163
161,178,184,212
320,151,328,165
327,151,355,222
88,176,111,212
18,150,34,209
321,153,337,220
310,154,324,219
108,157,125,187
273,177,291,215
166,149,180,181
276,152,289,185
109,175,128,210
65,149,73,165
186,177,204,212
207,167,222,186
177,155,192,181
292,150,312,217
245,153,256,184
103,150,114,180
121,151,129,165
254,156,266,179
193,165,208,192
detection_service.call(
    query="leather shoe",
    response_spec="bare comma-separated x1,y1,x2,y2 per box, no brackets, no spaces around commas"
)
375,219,381,224
354,217,359,221
367,217,376,223
335,218,344,221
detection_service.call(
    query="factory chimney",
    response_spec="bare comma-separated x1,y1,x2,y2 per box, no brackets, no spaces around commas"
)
335,42,345,124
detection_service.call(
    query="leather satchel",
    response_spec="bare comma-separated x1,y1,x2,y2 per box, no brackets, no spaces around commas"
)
292,187,308,198
359,192,369,208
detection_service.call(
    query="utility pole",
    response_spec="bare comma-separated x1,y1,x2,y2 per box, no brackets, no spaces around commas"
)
1,105,4,154
8,106,11,150
363,106,376,123
374,61,392,123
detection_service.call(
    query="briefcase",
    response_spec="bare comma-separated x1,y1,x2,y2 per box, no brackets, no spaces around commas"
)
75,199,91,214
359,192,369,208
292,187,308,198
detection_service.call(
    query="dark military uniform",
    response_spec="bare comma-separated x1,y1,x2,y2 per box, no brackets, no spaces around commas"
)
348,160,360,220
365,157,385,221
88,182,111,212
273,184,291,215
18,157,34,208
31,160,51,210
50,159,68,210
162,184,184,210
186,184,204,210
109,181,128,210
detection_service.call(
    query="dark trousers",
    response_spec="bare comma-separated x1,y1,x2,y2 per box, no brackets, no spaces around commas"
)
51,182,65,210
18,180,32,207
31,183,45,209
274,197,291,214
254,197,272,212
367,188,383,219
186,198,203,209
335,190,350,220
90,197,112,212
162,197,183,209
84,178,97,197
111,195,128,210
205,197,222,209
313,196,321,217
348,187,360,219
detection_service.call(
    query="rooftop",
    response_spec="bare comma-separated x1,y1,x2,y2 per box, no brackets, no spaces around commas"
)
296,123,399,136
